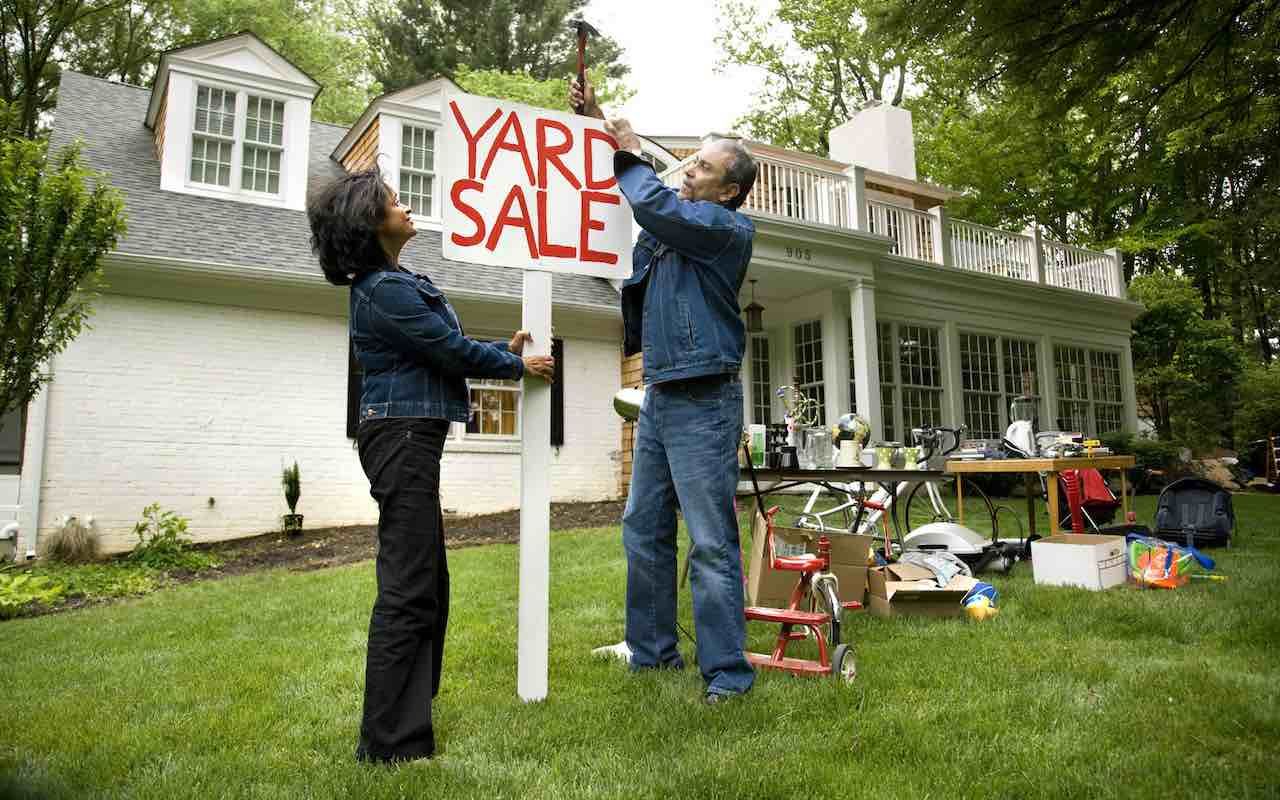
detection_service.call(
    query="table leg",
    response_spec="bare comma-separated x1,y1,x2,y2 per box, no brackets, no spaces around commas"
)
1024,473,1037,539
957,477,965,525
1120,470,1130,521
1047,471,1060,536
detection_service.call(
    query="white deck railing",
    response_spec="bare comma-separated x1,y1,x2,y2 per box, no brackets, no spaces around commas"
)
949,219,1035,281
657,150,1124,299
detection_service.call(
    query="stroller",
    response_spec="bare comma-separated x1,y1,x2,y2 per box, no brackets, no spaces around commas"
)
1058,468,1122,533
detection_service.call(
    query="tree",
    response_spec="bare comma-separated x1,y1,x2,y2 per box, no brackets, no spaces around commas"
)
1,0,124,137
371,0,627,93
716,0,918,154
1128,273,1247,448
0,138,126,431
454,64,631,114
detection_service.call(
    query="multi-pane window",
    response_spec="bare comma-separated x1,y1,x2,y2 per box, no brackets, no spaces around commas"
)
878,321,943,441
878,321,896,442
957,334,1043,439
1054,345,1092,432
466,376,521,437
191,85,235,186
960,334,1002,439
242,96,284,193
750,335,772,425
1090,350,1124,434
190,84,286,196
792,320,825,425
847,327,858,414
898,324,943,435
401,124,436,216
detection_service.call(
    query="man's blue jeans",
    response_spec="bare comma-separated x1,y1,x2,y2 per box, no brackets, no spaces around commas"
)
621,375,755,696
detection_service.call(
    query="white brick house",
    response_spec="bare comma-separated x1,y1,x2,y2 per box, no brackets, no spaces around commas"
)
2,33,1143,558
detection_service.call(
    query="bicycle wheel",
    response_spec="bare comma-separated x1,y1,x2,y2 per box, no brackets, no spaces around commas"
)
902,476,999,542
815,575,842,647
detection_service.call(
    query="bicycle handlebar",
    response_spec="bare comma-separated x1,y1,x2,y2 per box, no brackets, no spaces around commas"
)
910,424,967,462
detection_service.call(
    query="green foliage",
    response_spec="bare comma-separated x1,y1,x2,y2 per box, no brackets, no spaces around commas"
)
40,517,99,564
716,0,914,153
126,504,218,572
0,138,126,428
0,573,65,619
1235,362,1280,446
281,461,301,514
1129,273,1248,449
454,64,631,113
1100,432,1185,475
372,0,627,93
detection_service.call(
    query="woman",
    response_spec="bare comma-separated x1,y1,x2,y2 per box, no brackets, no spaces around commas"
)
308,168,554,763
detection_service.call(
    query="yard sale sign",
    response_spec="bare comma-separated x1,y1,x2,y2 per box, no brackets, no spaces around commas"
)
440,91,632,280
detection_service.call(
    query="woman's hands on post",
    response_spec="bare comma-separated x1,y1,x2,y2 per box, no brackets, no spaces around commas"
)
509,330,555,381
569,77,604,119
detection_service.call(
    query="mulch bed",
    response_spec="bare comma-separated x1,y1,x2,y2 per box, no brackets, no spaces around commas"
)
192,499,627,578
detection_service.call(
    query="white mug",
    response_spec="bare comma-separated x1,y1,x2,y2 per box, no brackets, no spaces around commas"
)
837,440,861,467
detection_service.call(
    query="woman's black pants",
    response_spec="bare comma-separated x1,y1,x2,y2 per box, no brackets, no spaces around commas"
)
354,417,450,763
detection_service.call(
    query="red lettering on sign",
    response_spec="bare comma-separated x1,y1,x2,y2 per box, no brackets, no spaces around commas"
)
480,111,536,185
449,179,485,247
448,101,503,180
580,191,620,264
485,184,538,258
583,129,619,190
536,189,575,259
535,118,581,191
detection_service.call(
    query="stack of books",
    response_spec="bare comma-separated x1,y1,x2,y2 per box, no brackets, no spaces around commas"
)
954,439,1005,460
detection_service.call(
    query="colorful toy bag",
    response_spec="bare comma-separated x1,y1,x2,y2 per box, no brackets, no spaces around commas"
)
1126,533,1215,589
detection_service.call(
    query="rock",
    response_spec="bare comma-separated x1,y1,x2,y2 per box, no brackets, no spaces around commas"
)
1194,458,1241,491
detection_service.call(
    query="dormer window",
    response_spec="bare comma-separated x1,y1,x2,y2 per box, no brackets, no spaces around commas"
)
400,123,436,217
189,83,285,195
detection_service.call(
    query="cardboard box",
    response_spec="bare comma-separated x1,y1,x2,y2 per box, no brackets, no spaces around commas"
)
745,512,872,609
867,562,979,618
1031,534,1127,591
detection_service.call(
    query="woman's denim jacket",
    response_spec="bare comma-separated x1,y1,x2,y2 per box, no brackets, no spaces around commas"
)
349,268,524,424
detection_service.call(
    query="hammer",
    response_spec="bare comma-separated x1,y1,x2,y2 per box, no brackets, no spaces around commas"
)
569,17,600,114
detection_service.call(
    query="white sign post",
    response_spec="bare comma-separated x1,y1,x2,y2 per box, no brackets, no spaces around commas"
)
440,92,631,702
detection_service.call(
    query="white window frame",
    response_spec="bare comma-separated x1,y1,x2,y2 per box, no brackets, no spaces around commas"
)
445,336,522,443
749,333,773,426
186,81,288,199
956,331,1044,440
400,122,437,219
241,94,286,196
878,320,944,443
792,319,826,425
1052,343,1125,436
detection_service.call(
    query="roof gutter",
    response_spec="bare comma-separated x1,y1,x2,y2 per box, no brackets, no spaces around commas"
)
16,372,52,560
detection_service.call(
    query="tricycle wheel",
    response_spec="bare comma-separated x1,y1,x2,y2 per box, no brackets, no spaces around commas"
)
831,643,856,683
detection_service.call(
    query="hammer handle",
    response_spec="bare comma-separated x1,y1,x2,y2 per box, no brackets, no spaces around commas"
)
575,33,587,113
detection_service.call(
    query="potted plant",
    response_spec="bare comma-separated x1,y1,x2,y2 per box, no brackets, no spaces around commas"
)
281,461,303,537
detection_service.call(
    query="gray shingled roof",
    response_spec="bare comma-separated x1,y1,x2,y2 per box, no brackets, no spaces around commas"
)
49,71,621,312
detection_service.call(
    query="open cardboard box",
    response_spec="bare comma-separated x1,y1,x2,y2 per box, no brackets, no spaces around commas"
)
867,561,978,618
746,511,873,610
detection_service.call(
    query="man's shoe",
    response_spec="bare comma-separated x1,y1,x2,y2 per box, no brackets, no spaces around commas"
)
590,640,633,663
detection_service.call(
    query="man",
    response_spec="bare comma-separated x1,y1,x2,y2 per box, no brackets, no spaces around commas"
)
572,78,759,703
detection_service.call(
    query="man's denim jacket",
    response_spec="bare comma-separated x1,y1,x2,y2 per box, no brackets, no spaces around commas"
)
616,152,755,384
350,269,524,424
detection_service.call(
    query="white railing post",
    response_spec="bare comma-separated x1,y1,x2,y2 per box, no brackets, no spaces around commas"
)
928,205,951,266
1106,247,1126,299
847,165,868,232
1025,225,1046,285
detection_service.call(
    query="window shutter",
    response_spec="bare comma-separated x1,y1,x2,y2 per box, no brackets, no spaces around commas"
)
0,405,24,468
346,339,363,439
551,337,564,447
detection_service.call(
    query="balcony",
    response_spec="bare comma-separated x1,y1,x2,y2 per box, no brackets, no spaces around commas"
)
658,152,1125,299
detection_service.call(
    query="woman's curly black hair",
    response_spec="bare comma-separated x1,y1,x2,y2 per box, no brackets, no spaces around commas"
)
307,167,393,286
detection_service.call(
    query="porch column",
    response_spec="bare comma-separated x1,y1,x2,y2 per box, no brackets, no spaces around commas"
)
846,165,869,232
1106,247,1127,300
822,292,850,425
1025,225,1047,286
1038,335,1057,430
942,321,964,429
848,278,883,441
1119,339,1141,434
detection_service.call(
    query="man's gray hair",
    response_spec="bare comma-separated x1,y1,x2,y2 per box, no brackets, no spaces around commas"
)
713,137,757,211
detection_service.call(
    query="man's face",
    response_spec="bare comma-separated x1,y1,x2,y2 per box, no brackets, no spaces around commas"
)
678,141,739,206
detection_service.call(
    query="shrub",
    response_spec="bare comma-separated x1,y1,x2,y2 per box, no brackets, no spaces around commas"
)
0,572,65,619
282,461,301,515
126,504,218,573
40,516,99,564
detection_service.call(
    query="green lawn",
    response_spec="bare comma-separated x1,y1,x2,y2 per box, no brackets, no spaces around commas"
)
2,494,1278,799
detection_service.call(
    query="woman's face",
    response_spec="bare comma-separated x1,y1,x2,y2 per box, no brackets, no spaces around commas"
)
378,189,417,245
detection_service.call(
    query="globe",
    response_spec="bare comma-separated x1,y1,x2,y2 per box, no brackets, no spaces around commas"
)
833,413,870,446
